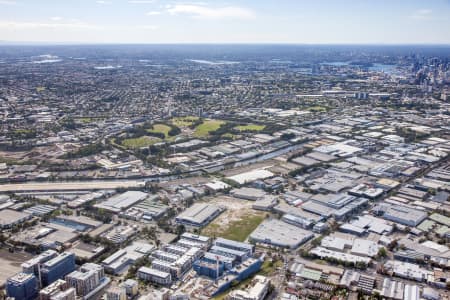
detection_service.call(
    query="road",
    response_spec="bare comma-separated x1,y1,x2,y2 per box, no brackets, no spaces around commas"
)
0,180,145,192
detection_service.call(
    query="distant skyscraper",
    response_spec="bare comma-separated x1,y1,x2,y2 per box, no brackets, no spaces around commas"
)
6,272,39,300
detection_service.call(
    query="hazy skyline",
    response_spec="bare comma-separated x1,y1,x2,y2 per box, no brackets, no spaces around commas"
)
1,0,450,44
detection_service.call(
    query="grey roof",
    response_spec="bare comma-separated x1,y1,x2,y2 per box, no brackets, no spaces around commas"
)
249,219,314,249
176,203,223,226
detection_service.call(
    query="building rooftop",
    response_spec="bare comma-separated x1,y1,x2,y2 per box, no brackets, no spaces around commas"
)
249,219,314,249
176,203,223,226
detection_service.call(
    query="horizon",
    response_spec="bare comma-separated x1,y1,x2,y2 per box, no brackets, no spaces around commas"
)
1,0,450,44
2,42,450,46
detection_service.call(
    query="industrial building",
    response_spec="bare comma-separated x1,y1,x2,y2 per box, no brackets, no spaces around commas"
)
340,215,393,236
95,191,149,213
0,209,31,229
226,169,274,185
310,247,371,264
252,195,278,211
120,197,168,221
381,278,404,300
175,203,224,227
102,242,154,274
230,187,267,201
384,260,433,282
214,238,254,256
249,219,314,249
374,203,428,227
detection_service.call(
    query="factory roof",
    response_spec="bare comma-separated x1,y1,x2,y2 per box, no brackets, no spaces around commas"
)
310,247,371,264
0,209,30,227
227,169,274,185
95,191,148,213
249,219,314,249
176,203,223,226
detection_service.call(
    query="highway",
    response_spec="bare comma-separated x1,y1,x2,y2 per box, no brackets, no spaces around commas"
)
0,180,144,192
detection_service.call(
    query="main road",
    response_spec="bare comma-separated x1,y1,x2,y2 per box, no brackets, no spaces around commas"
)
0,180,145,192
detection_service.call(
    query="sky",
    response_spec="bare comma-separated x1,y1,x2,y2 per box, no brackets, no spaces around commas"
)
0,0,449,44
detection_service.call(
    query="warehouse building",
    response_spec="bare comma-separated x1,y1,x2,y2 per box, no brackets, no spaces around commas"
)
102,242,154,274
310,247,371,265
120,197,168,221
214,238,254,256
381,278,404,300
249,219,314,249
230,187,267,201
0,209,31,229
374,203,428,227
95,191,148,213
210,245,249,263
175,203,224,227
226,169,274,185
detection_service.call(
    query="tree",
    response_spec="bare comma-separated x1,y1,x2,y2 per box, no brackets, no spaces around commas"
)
377,247,387,259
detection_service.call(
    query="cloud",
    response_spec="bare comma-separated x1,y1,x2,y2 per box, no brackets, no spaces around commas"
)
134,25,159,30
410,9,433,20
128,0,155,3
0,20,158,31
0,0,17,5
96,0,112,5
0,20,102,30
146,11,161,16
166,4,255,20
50,17,63,21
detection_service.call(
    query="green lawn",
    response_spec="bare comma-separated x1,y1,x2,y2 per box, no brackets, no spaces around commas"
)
121,136,161,148
194,119,225,138
235,124,266,132
171,116,199,127
202,213,265,242
147,124,172,138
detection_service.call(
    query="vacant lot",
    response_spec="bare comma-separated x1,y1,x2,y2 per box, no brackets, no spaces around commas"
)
122,136,160,148
0,249,33,285
201,195,267,242
194,119,225,137
235,124,265,132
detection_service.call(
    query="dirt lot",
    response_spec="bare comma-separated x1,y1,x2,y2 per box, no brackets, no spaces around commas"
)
0,249,33,286
201,195,268,242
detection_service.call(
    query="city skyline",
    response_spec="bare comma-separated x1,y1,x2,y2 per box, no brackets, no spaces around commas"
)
1,0,450,44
